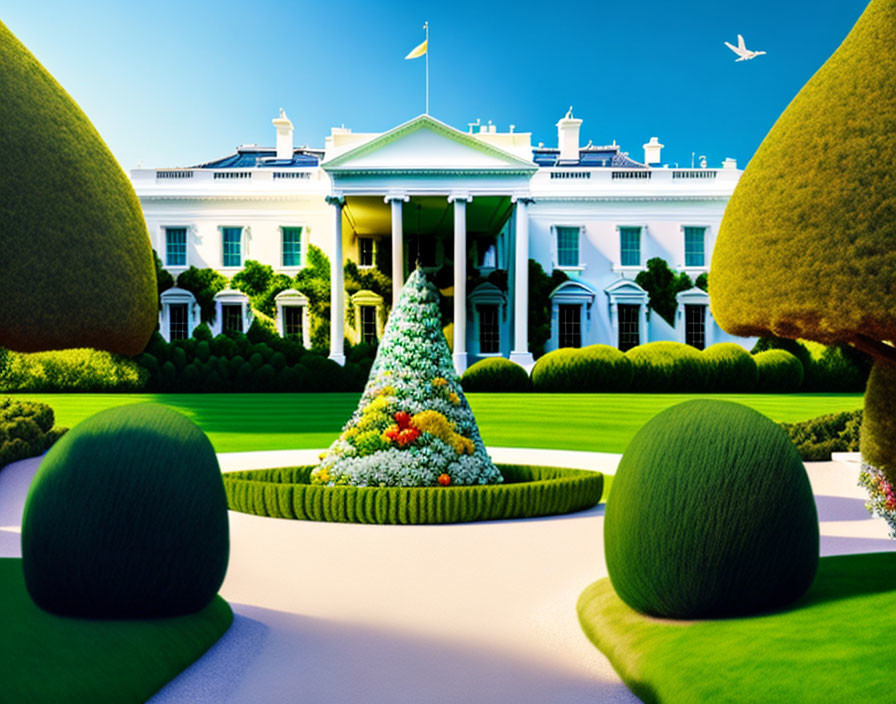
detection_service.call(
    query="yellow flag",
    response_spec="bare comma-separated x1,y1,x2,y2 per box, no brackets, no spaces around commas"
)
405,39,427,59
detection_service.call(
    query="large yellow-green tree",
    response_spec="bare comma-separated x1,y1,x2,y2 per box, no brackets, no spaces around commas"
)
711,0,896,481
0,20,156,355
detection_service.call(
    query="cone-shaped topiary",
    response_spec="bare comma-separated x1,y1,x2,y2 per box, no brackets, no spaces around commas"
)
0,20,157,355
604,400,819,619
21,404,229,618
314,269,502,487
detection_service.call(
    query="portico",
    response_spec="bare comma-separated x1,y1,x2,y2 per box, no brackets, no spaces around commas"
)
321,114,538,373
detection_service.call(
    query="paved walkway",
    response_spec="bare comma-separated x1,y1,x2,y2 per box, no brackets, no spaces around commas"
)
1,449,892,703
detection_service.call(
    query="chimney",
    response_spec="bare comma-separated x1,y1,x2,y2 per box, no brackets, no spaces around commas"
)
273,108,294,160
643,137,663,165
556,107,582,162
722,157,738,169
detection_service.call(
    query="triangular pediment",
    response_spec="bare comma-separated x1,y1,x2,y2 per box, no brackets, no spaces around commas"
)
322,115,537,173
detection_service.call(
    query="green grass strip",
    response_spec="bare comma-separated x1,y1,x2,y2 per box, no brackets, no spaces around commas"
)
0,558,232,703
577,552,896,704
223,464,604,524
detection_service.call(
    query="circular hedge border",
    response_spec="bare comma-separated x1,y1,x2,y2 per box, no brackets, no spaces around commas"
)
223,464,604,524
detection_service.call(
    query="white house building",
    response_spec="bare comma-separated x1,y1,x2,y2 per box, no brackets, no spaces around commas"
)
131,109,748,373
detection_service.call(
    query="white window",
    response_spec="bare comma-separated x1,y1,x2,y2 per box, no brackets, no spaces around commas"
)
556,227,580,267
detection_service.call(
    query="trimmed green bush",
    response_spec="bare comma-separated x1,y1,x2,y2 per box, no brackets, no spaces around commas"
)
702,343,758,393
625,342,705,392
461,358,531,392
531,345,632,393
224,464,603,524
604,400,819,618
0,348,147,393
21,404,229,618
0,21,156,355
755,349,804,392
781,409,862,461
861,361,896,484
0,398,66,470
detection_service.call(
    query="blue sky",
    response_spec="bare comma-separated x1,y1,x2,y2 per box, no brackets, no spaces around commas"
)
4,0,868,170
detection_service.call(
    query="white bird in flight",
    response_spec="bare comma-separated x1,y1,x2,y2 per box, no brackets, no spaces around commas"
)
724,34,767,62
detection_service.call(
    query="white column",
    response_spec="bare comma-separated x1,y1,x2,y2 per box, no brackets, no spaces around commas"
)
510,197,535,368
326,195,346,365
386,195,408,305
452,195,470,374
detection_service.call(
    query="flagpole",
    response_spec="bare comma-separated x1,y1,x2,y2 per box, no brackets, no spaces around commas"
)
424,21,429,114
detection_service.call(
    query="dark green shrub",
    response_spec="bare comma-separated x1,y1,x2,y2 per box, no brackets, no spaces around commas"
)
171,346,187,371
605,400,818,618
528,260,568,359
531,345,632,393
702,343,758,392
0,21,157,356
202,370,225,393
462,358,531,392
176,267,227,324
211,334,238,359
195,340,211,362
21,404,229,618
0,348,147,392
137,352,159,376
781,409,862,461
224,464,603,524
270,352,286,371
193,323,213,342
754,349,804,392
301,354,345,391
0,397,66,469
803,342,871,392
254,364,275,390
227,355,246,376
234,362,253,390
246,313,280,346
179,363,200,390
158,361,176,391
248,353,264,370
277,365,309,391
635,258,694,326
625,342,706,392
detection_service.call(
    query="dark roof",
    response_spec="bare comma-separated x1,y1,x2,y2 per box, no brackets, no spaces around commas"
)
533,146,646,168
194,146,323,169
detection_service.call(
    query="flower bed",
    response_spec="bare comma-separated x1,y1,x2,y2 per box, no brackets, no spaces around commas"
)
223,464,604,524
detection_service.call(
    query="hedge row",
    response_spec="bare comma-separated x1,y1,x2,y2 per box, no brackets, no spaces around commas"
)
461,358,531,392
0,397,67,469
0,348,147,393
136,327,376,393
223,464,604,524
779,410,862,461
519,342,803,394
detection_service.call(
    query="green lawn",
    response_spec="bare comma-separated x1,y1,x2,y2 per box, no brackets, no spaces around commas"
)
7,392,863,455
577,552,896,704
1,558,232,703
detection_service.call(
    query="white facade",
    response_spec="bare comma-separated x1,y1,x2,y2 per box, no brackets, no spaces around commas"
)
132,110,748,372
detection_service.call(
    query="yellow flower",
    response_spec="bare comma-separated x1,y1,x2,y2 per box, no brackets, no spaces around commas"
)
448,392,460,405
432,377,448,387
411,410,473,455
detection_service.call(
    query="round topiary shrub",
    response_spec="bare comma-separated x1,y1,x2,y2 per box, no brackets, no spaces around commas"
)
21,404,229,618
625,342,706,392
604,399,818,619
531,345,632,393
702,343,758,392
754,349,804,392
461,358,531,392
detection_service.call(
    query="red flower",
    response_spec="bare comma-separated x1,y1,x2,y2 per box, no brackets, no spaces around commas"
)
438,473,451,486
